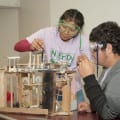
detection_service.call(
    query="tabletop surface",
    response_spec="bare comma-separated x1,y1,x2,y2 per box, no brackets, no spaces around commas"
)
0,111,120,120
0,111,102,120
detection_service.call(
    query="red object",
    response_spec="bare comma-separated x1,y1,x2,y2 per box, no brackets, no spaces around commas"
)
7,91,14,102
14,39,31,52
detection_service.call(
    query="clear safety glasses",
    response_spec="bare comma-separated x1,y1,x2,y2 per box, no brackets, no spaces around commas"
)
90,42,103,52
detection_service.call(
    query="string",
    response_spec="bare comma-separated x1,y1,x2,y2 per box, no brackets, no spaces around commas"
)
80,33,82,51
96,43,99,78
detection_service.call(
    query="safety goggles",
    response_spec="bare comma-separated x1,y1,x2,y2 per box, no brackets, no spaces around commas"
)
90,42,103,52
59,20,80,36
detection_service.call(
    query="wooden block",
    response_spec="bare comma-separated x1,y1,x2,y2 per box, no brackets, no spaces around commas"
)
0,108,48,115
50,111,73,116
0,69,6,107
62,84,71,112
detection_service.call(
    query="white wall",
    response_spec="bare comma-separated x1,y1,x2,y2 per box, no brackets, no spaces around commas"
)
50,0,120,39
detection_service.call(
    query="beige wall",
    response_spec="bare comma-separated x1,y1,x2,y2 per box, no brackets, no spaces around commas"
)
50,0,120,79
0,8,19,67
0,0,50,66
1,0,120,66
0,0,119,103
18,0,50,63
50,0,120,39
19,0,50,39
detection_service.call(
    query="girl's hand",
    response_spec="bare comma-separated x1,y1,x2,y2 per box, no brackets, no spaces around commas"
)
30,39,44,51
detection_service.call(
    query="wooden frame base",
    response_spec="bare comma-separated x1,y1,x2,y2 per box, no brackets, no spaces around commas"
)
0,108,48,115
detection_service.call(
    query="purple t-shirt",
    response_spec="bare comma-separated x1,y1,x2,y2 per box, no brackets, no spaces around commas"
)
27,26,91,70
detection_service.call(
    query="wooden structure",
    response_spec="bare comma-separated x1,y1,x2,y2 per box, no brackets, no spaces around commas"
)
0,52,76,116
0,69,6,107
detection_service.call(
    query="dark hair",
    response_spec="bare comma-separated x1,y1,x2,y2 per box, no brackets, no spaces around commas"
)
59,9,84,30
89,21,120,55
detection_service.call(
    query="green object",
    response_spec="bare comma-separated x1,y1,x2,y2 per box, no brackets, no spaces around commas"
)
79,33,82,51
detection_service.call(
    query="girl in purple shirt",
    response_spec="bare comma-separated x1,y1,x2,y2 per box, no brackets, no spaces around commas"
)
14,9,92,110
